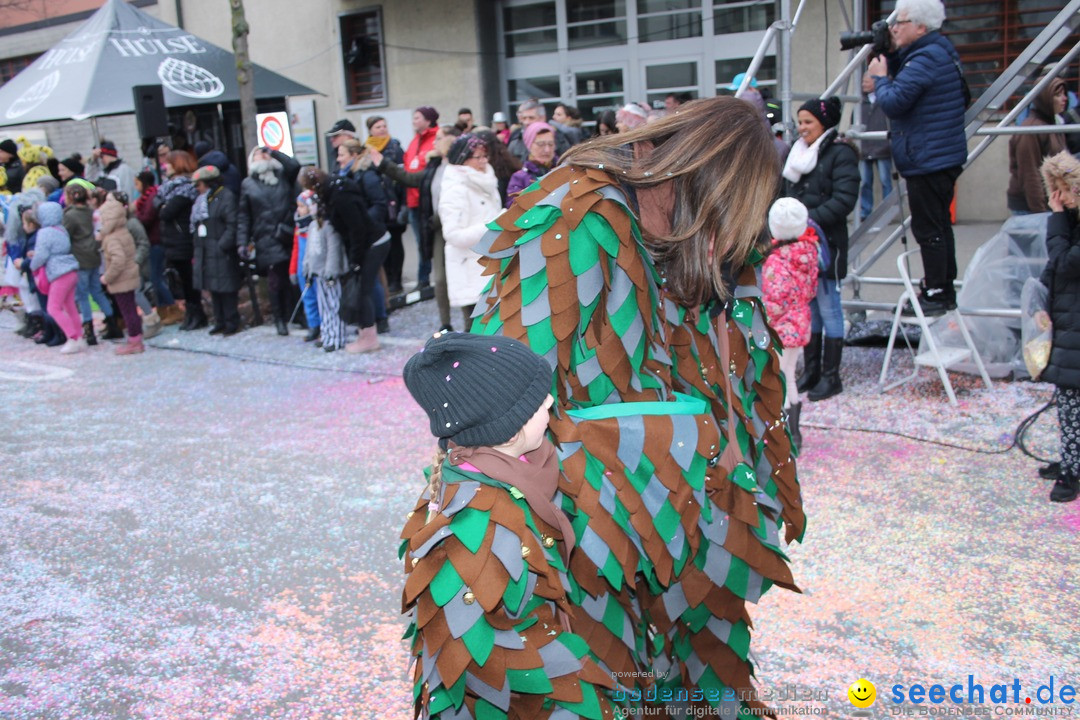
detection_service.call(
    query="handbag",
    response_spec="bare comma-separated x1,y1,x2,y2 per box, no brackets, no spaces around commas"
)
33,266,50,294
1021,277,1052,379
338,268,365,325
3,255,21,287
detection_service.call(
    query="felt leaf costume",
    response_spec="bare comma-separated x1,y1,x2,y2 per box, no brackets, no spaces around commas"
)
469,165,806,713
399,453,621,720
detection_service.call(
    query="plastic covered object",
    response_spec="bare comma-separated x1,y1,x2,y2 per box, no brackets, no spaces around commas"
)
1020,277,1052,379
921,213,1049,378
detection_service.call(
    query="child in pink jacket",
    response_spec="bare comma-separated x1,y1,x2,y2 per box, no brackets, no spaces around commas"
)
763,197,820,450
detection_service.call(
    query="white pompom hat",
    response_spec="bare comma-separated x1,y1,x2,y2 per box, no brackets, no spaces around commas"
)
768,197,809,241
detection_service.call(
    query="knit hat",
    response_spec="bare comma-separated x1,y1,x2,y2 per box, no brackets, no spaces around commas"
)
523,121,555,152
447,133,485,165
193,140,212,159
192,165,221,182
403,332,553,451
0,139,16,156
99,140,119,158
798,97,842,130
415,106,439,127
60,156,84,176
36,174,59,194
768,197,809,240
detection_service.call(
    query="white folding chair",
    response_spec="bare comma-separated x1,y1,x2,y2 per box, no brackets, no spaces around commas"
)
878,250,993,406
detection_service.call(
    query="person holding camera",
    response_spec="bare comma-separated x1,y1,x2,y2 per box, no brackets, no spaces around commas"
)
867,0,968,317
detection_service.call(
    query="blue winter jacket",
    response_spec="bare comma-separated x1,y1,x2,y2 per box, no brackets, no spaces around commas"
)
874,31,968,177
28,202,79,281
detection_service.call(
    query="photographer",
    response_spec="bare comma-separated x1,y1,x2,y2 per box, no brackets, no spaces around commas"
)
867,0,968,316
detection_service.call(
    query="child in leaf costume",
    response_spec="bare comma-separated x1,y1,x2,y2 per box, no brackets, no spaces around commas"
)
469,97,807,715
401,332,622,720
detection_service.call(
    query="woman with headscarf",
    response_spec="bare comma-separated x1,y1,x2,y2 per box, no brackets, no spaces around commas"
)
437,133,502,327
237,146,301,335
504,121,558,208
191,165,243,336
615,102,649,133
782,96,859,402
155,150,205,330
462,98,804,715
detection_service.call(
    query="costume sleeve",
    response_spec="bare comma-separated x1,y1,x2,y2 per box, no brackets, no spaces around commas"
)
399,472,618,720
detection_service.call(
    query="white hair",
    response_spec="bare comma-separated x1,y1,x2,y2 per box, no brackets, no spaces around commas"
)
896,0,945,31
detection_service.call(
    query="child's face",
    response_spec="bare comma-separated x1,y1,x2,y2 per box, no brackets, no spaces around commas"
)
1055,179,1078,208
519,394,555,453
296,200,310,217
21,218,35,234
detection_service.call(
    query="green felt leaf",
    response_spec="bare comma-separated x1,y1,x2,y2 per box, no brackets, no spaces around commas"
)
608,293,640,336
507,668,555,694
568,227,600,276
730,464,757,492
503,566,527,614
462,616,496,666
557,631,590,658
515,204,559,231
451,508,490,554
729,620,751,660
581,212,620,259
427,681,454,714
475,698,508,720
557,684,604,720
684,453,706,491
398,538,409,560
725,556,750,598
430,562,465,607
600,550,624,590
672,532,691,576
601,593,625,637
731,299,753,327
527,316,557,355
653,499,680,543
402,622,416,640
521,268,549,305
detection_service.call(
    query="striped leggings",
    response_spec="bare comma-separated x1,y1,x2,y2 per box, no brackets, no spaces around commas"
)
316,276,347,350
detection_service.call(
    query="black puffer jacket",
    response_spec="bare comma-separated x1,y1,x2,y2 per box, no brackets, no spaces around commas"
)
782,129,860,280
378,155,442,259
1041,210,1080,389
157,179,197,261
193,184,243,294
322,176,385,268
237,149,301,267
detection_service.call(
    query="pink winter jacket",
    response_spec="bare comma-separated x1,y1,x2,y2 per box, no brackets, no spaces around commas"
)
762,226,820,349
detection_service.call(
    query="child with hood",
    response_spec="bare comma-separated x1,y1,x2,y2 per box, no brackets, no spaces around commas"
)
97,193,144,354
27,201,82,353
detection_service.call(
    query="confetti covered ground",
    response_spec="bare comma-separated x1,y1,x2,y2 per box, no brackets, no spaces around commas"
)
0,297,1076,720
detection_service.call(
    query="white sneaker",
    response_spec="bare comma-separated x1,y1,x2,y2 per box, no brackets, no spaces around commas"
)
59,337,86,354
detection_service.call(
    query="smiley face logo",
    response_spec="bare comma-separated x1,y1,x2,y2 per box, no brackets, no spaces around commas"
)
848,679,877,708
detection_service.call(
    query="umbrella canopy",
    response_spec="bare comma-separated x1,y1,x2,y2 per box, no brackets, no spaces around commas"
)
0,0,318,126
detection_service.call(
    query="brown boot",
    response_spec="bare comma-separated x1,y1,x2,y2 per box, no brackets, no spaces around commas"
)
115,335,145,355
345,325,379,354
159,304,184,326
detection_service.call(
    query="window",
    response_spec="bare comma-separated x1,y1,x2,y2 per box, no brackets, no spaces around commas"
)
714,0,775,34
508,75,562,118
504,2,558,57
645,61,699,106
340,9,386,107
575,68,625,121
715,56,776,93
567,0,628,50
637,0,702,43
869,0,1080,104
0,54,36,87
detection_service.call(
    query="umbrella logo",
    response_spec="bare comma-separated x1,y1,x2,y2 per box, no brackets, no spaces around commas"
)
5,70,61,120
157,57,224,99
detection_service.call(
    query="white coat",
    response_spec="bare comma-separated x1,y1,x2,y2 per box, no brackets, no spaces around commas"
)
438,163,502,308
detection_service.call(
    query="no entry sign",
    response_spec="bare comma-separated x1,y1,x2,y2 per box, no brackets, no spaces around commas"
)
256,111,294,156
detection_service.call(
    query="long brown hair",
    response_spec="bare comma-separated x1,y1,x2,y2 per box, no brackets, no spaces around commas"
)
562,96,778,305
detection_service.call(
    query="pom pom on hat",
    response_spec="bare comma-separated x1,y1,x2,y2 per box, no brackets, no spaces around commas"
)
798,96,842,130
769,197,809,240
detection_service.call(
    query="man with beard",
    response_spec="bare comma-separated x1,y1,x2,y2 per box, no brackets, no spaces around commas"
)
237,147,302,335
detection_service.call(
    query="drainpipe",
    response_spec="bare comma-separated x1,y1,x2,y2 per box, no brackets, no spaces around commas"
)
175,0,184,29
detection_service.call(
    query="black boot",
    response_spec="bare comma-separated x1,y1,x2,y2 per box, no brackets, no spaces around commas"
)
1050,473,1079,503
808,337,844,402
46,318,66,347
1039,461,1062,480
18,313,42,338
304,327,320,342
275,318,289,336
35,316,57,345
83,320,98,346
797,333,822,393
787,402,802,452
102,314,124,340
188,306,209,330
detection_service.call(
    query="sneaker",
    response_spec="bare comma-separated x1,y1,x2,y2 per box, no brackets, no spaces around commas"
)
902,289,957,318
1038,461,1061,480
1050,475,1079,503
59,337,86,354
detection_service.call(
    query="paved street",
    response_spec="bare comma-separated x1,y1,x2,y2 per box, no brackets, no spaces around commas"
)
0,293,1076,720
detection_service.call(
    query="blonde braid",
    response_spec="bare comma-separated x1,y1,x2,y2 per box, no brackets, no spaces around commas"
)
426,447,448,523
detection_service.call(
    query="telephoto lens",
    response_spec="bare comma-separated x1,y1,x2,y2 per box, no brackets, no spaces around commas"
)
839,20,891,55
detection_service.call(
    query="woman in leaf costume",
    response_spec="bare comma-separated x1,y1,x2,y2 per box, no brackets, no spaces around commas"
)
468,97,807,715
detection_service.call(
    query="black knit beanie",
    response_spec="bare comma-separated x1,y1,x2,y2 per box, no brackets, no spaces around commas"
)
799,96,842,130
0,139,17,156
403,332,553,450
60,156,85,177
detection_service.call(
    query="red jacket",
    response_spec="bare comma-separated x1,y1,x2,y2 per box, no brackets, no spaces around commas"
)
403,127,438,209
133,184,161,246
762,226,820,349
